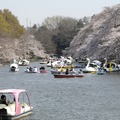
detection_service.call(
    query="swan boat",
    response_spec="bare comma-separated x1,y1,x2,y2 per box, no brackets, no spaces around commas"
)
9,63,19,72
40,59,48,64
81,58,98,73
51,67,66,74
0,89,33,120
103,58,120,72
18,59,30,66
9,59,19,72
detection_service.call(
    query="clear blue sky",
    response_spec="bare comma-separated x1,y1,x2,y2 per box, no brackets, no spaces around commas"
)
0,0,120,27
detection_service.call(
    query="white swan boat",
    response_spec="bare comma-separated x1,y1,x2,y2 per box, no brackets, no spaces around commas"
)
9,59,19,72
103,58,120,72
9,63,19,72
0,89,33,120
18,59,30,66
81,58,98,73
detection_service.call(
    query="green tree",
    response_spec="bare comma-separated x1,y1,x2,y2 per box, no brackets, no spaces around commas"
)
34,25,56,54
0,13,10,37
1,9,25,38
34,16,90,55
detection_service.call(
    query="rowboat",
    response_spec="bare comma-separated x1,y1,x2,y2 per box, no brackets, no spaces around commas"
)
40,70,47,73
40,66,47,73
53,73,84,78
25,71,37,73
0,89,33,120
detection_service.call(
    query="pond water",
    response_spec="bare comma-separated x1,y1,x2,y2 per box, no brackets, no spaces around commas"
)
0,61,120,120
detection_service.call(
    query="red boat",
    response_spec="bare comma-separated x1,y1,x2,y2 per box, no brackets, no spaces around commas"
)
40,70,47,73
54,74,84,78
40,66,47,73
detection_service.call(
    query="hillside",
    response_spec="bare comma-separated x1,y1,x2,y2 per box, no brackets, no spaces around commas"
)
63,4,120,63
0,9,48,64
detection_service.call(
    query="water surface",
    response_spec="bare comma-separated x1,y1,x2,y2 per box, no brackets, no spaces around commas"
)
0,61,120,120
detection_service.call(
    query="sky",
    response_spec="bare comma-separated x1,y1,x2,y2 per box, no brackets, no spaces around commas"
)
0,0,120,27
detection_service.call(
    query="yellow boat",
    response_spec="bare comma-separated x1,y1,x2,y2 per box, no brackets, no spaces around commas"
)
57,65,74,69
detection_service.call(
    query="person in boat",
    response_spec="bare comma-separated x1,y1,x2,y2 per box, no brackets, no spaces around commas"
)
26,67,30,72
40,66,45,70
22,60,25,65
65,68,69,74
33,67,38,72
29,67,33,72
97,67,104,75
70,68,76,74
79,69,83,74
0,95,8,105
61,67,66,73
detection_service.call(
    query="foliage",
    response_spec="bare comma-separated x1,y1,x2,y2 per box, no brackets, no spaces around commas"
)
34,25,56,53
0,13,10,36
0,9,25,38
42,16,63,30
33,16,88,55
52,17,78,55
63,4,120,62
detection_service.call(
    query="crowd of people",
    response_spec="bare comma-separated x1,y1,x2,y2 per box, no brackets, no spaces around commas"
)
65,68,77,74
25,66,47,73
26,66,38,73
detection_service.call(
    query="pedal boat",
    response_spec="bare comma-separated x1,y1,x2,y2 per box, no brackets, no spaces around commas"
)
0,89,33,120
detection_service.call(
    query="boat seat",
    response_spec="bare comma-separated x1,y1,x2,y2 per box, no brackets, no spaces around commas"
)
0,104,15,115
0,104,7,108
6,103,15,115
